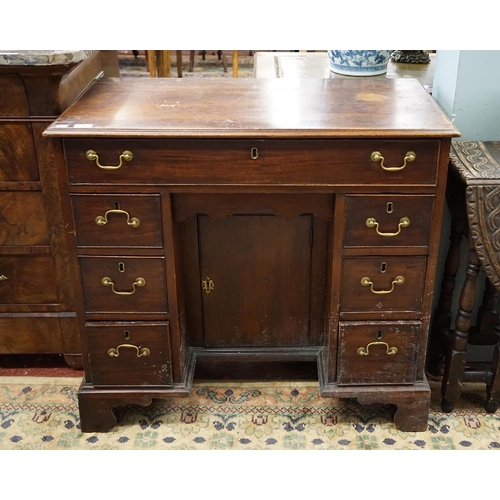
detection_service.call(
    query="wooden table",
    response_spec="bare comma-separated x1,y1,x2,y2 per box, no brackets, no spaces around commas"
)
430,141,500,412
44,77,458,432
254,51,435,92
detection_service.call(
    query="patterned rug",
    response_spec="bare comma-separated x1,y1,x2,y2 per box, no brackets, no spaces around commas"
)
1,376,499,450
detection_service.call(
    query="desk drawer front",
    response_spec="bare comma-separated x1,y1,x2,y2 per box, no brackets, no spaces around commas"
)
0,123,39,181
72,194,163,248
337,321,420,385
344,194,434,248
0,192,50,246
340,256,427,313
64,138,439,186
86,322,172,386
0,256,59,305
79,256,168,314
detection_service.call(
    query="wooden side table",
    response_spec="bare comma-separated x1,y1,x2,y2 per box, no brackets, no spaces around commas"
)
430,141,500,412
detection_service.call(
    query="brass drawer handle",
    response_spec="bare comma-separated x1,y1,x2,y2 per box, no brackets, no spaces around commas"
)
366,216,410,237
95,209,140,228
357,341,398,356
108,344,151,358
86,149,133,170
0,275,7,282
370,151,416,171
360,275,405,294
101,276,146,295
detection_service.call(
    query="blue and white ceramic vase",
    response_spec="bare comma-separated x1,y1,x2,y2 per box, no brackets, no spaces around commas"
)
327,50,393,76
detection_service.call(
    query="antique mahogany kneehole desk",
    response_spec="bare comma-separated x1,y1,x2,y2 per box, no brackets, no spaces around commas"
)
44,78,459,432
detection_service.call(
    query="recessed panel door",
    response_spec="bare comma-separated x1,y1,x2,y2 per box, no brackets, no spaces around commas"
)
199,214,313,348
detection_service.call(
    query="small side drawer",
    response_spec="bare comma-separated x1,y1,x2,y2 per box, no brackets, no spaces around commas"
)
86,322,172,386
337,321,420,385
344,194,434,248
0,256,59,305
340,256,427,313
64,138,439,186
71,194,163,248
79,256,168,314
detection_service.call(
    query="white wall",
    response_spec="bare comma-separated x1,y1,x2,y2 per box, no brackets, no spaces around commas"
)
432,50,500,362
433,50,500,140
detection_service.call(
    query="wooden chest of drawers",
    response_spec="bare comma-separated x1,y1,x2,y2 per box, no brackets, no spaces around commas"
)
44,77,459,432
0,54,101,365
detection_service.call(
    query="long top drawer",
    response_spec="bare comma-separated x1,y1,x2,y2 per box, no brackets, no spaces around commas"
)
64,138,440,186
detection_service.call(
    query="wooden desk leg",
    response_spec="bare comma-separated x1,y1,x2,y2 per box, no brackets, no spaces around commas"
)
159,51,171,78
441,239,481,412
176,50,182,77
428,206,467,376
233,50,239,78
147,50,157,77
78,390,154,433
189,51,195,72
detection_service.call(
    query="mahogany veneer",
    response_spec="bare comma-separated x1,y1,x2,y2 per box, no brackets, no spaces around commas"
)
0,55,102,366
44,77,460,432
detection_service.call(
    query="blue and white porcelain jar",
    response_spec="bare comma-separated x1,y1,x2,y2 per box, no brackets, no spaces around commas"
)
327,50,393,76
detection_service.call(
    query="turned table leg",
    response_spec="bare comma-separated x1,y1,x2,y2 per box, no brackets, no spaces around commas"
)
428,202,467,376
441,239,481,412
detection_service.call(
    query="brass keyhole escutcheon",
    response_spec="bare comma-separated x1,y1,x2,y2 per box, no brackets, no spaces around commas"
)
118,262,126,273
202,276,215,295
250,147,259,160
386,202,394,213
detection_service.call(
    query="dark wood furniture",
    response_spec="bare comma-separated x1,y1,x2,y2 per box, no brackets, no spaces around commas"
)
44,77,459,432
429,141,500,413
0,51,102,367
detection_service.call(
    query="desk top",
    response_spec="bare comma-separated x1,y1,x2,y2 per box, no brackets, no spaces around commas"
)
45,77,459,139
254,52,435,93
